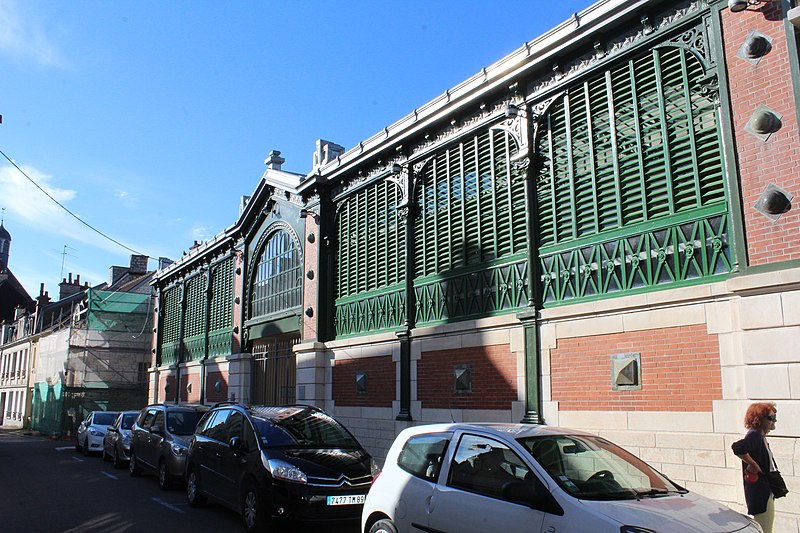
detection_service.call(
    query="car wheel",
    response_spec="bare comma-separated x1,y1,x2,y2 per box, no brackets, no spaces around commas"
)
129,451,142,477
112,446,124,469
241,483,269,533
369,519,399,533
186,467,207,508
82,439,91,457
75,439,82,453
158,461,172,490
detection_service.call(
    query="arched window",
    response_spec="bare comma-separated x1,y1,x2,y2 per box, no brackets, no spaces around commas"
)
250,228,302,318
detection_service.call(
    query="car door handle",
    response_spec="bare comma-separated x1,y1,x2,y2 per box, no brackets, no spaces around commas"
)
425,494,436,513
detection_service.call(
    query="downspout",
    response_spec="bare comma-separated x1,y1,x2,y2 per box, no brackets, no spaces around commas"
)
518,100,543,424
200,267,211,405
176,282,186,404
396,163,414,422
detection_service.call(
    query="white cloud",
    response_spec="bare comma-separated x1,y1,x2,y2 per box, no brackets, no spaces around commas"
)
0,163,123,256
0,0,66,67
192,226,212,242
114,188,139,206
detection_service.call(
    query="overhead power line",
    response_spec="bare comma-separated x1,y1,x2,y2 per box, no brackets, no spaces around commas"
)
0,148,149,258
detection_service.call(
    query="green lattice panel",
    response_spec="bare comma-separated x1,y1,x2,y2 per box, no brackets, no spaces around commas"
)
334,286,405,337
414,258,528,326
540,213,732,305
161,340,180,365
182,334,205,362
208,328,232,358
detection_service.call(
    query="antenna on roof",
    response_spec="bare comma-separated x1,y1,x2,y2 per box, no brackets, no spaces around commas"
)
60,245,77,280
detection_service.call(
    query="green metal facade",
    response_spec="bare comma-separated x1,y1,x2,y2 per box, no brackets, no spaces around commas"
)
330,10,733,339
536,42,731,304
158,255,234,365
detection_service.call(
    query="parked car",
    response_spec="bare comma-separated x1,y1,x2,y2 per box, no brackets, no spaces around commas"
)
186,403,380,532
75,411,119,456
102,410,140,469
362,423,763,533
129,403,207,490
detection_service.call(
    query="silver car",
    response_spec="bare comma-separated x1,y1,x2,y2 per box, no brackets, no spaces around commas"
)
129,404,207,490
75,411,119,456
102,410,140,468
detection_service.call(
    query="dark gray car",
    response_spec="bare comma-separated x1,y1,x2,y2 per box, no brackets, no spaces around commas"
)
102,410,140,469
129,404,207,490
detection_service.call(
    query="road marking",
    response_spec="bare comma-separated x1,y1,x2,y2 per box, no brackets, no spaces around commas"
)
55,446,73,452
73,457,84,462
101,471,118,479
152,497,185,514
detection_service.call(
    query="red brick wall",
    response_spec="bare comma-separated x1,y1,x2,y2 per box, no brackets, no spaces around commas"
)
550,324,721,411
205,370,229,403
722,3,800,265
161,374,175,403
232,251,243,354
332,355,394,407
303,216,319,341
182,369,201,403
418,345,517,410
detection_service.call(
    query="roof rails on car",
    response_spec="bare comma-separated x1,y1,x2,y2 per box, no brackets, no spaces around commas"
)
278,403,322,411
210,401,241,409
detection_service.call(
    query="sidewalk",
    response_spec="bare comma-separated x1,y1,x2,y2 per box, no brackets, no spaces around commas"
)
0,426,56,440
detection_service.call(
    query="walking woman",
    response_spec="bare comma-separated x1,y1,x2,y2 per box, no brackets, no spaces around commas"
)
731,402,781,533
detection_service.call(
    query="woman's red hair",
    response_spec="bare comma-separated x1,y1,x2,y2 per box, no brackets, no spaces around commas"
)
744,402,776,430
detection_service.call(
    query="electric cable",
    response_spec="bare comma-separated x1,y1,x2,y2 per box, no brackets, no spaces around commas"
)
0,148,149,257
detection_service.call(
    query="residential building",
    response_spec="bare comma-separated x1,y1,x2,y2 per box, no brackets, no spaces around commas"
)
22,255,156,438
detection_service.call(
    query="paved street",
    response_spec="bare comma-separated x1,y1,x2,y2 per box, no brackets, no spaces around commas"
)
0,429,359,533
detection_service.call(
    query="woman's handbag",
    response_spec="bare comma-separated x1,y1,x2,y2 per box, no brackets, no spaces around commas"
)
766,471,789,499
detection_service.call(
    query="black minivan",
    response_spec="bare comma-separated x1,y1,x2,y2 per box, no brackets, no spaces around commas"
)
186,403,379,532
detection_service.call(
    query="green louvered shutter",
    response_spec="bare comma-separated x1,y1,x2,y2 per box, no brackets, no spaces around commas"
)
414,128,527,325
160,286,181,365
209,257,233,358
335,178,405,336
536,44,730,304
183,273,206,361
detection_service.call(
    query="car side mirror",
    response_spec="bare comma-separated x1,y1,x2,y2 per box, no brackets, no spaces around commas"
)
229,436,243,456
150,425,162,435
502,480,564,516
108,426,116,432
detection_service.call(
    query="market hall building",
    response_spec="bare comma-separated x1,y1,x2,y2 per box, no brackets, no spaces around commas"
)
149,0,800,525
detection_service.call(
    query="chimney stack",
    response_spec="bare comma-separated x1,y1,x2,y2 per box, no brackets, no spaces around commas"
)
265,150,285,171
59,273,84,300
129,254,148,275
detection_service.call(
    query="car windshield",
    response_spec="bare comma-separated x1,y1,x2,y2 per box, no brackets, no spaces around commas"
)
93,413,118,426
166,411,202,435
519,435,686,501
121,413,138,430
252,407,360,448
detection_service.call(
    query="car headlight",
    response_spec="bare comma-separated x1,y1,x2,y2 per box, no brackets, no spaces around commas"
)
170,443,188,456
620,528,657,533
89,429,103,437
121,435,131,446
370,458,381,478
264,455,307,484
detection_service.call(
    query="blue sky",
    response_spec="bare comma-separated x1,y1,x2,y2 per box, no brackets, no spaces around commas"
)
1,0,593,300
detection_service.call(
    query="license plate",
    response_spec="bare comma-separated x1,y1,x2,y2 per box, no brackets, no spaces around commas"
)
326,495,366,506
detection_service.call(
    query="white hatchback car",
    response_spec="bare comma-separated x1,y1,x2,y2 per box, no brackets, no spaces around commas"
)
362,423,762,533
75,411,119,456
